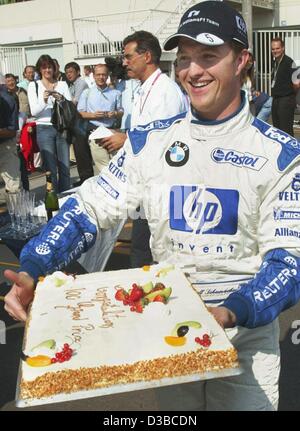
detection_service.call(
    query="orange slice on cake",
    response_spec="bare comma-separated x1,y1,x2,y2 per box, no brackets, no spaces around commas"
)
26,355,52,367
164,336,187,347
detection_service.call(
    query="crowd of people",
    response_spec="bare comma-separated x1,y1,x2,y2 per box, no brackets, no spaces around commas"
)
2,0,300,411
1,29,299,201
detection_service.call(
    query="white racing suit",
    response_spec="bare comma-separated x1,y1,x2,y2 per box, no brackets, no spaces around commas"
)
20,95,300,410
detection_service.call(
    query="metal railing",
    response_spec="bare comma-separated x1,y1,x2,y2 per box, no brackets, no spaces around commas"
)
0,46,25,79
156,0,196,46
72,0,276,59
73,9,172,59
233,0,274,9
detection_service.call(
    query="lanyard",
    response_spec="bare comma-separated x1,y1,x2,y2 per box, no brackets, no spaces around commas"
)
272,55,284,87
131,80,140,102
139,72,162,115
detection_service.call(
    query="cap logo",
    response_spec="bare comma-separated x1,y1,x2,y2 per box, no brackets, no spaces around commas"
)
188,10,200,18
196,33,224,45
236,16,247,34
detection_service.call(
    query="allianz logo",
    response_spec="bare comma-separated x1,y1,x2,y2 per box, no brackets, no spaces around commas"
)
211,148,267,170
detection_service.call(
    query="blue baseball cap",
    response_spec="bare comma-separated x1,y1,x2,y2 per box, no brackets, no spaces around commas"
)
164,1,249,50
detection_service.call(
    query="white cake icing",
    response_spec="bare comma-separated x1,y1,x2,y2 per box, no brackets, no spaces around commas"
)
19,265,239,403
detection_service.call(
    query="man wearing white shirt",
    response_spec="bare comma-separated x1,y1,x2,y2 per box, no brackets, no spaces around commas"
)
64,62,93,185
101,31,186,152
100,31,186,267
83,65,95,89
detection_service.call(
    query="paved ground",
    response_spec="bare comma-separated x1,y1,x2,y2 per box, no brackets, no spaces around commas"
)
1,129,300,410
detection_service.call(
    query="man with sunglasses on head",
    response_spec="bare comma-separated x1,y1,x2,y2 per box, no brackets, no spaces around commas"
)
4,1,300,410
101,31,186,269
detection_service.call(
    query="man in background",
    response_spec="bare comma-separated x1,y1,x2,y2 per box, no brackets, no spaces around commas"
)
271,37,296,136
17,65,35,92
83,65,95,88
64,61,93,185
0,72,20,201
77,64,123,174
100,31,186,268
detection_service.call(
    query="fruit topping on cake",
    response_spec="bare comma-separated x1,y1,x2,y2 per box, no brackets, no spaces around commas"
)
23,340,74,367
171,321,202,337
32,339,56,351
155,265,175,277
114,281,172,313
165,321,202,347
195,333,214,348
164,336,187,347
26,355,52,367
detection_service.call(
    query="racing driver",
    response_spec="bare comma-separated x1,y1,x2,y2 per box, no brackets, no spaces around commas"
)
4,1,300,410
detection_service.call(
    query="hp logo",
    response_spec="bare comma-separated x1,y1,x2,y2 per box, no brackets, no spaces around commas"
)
170,186,239,235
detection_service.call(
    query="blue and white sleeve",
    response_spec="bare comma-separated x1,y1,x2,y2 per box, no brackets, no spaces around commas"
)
19,139,143,281
224,248,300,328
19,197,97,281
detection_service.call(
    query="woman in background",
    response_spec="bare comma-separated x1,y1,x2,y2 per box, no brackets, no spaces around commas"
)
28,55,71,192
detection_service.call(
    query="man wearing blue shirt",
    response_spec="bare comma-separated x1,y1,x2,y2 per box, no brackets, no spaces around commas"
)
77,64,123,174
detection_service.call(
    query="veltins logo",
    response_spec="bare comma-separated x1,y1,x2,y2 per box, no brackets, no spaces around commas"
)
211,148,267,171
170,186,239,235
165,142,189,167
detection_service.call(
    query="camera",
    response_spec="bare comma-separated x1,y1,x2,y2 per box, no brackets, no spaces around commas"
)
105,56,127,80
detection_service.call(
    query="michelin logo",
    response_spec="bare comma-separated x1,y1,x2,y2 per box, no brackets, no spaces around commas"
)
211,148,267,171
274,208,300,220
98,176,119,200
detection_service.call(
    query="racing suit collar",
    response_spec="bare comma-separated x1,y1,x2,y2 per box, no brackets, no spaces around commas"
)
189,90,252,138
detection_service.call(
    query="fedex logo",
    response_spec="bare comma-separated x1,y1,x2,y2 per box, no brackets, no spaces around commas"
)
170,186,239,235
265,126,300,148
